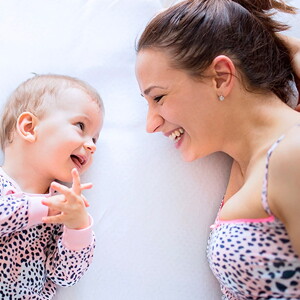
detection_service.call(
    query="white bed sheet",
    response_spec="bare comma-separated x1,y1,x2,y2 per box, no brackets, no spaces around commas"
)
0,1,298,299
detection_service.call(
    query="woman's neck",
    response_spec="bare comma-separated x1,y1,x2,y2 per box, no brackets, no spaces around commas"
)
220,94,300,177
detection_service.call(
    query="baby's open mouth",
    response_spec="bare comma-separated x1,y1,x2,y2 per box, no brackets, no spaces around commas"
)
71,155,86,167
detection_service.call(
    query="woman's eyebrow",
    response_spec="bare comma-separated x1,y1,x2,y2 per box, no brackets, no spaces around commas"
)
143,85,165,96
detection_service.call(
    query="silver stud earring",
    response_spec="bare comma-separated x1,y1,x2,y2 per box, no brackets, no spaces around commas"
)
218,95,225,101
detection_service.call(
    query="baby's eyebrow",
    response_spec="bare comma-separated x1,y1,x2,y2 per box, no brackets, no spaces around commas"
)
75,114,90,122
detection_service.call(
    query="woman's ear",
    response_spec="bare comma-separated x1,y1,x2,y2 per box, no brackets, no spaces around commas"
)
16,112,39,143
211,55,236,97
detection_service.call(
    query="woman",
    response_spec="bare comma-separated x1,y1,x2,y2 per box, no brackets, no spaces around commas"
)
135,0,300,299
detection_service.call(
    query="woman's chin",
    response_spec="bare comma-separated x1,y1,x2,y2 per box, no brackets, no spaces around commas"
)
181,149,208,162
181,151,198,162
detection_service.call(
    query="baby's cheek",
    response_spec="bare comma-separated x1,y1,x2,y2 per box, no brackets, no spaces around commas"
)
84,158,93,172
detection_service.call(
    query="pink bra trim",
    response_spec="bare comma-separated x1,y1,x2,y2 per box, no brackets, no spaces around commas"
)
210,215,275,229
218,215,275,223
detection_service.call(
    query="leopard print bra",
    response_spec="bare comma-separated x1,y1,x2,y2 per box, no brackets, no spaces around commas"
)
207,132,300,299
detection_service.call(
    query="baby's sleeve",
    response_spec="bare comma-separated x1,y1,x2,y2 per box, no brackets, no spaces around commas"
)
45,218,96,287
0,192,48,236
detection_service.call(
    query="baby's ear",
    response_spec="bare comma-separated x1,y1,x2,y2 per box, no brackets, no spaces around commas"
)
16,112,39,143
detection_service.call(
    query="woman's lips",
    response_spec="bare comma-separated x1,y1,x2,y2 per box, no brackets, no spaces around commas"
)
166,128,185,148
174,132,184,149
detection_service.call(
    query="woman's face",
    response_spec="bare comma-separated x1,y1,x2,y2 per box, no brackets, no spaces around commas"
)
135,49,221,161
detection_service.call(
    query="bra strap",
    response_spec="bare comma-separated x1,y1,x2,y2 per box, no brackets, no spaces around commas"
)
262,124,300,215
261,135,285,215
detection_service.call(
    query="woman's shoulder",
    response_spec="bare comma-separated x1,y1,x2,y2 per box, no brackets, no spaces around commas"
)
269,125,300,168
267,125,300,187
267,126,300,218
265,125,300,255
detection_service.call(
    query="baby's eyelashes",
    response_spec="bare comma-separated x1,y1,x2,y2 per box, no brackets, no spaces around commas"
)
75,122,85,131
74,121,98,146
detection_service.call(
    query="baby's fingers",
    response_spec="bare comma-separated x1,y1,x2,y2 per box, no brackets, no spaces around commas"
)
71,168,81,195
80,183,92,207
50,180,84,206
80,183,93,191
82,195,90,207
42,214,64,224
50,181,73,197
42,198,65,212
50,181,68,194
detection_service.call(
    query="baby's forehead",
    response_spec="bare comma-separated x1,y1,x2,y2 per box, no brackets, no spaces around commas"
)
47,91,103,128
54,86,103,111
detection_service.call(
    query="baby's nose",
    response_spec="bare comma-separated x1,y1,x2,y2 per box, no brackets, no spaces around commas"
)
84,142,96,154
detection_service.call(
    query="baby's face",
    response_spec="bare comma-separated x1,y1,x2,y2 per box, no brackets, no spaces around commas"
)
32,88,103,182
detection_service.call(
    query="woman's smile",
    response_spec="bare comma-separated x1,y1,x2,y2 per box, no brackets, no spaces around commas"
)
166,128,185,148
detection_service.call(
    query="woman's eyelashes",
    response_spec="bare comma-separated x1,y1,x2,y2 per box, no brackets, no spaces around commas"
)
153,95,164,102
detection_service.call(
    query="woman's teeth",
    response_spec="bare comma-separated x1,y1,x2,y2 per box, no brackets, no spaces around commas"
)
169,128,184,142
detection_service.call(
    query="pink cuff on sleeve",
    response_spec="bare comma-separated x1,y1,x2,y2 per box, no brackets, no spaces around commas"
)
27,197,49,228
62,216,94,251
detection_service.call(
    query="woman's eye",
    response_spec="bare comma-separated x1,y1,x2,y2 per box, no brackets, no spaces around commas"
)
76,122,85,131
154,95,163,102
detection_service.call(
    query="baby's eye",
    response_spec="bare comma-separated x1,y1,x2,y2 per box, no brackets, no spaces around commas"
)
76,122,85,131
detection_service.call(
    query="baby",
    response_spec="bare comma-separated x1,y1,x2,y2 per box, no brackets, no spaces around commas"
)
0,74,104,299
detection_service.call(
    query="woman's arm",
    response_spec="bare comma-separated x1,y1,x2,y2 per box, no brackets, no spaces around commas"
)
279,34,300,109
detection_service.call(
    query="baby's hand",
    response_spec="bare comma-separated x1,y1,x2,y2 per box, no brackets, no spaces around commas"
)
42,168,91,229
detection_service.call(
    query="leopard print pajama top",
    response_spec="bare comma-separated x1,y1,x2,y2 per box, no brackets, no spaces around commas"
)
207,133,300,299
0,168,95,299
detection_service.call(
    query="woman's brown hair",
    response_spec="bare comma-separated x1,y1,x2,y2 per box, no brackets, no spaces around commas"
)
137,0,297,103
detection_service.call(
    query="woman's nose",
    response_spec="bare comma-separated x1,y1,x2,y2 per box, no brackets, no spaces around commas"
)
84,140,96,154
146,107,163,133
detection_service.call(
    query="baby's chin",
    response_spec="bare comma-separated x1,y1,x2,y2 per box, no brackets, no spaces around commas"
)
54,171,84,184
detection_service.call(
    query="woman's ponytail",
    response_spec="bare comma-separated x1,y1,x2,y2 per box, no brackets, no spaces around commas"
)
233,0,296,13
232,0,297,31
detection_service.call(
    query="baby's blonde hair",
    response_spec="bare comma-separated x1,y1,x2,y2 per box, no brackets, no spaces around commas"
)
0,74,104,150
